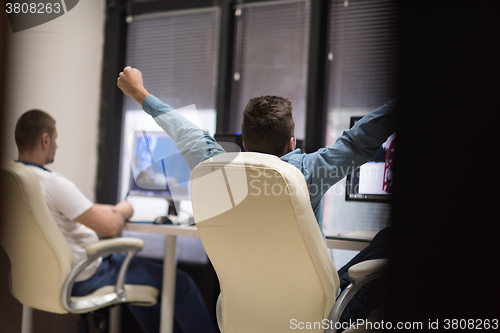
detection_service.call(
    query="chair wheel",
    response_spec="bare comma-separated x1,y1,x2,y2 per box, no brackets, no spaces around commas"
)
93,313,108,331
77,314,89,333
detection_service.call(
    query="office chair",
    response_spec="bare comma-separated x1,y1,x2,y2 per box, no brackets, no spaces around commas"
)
0,161,158,333
190,152,388,333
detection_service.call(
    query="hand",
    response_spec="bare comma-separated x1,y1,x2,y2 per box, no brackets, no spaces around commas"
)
115,201,134,220
117,66,150,104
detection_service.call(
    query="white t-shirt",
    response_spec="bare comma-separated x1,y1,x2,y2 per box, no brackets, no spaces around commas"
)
27,165,101,281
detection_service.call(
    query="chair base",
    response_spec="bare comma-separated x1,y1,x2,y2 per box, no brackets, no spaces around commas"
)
21,305,33,333
77,314,90,333
20,305,121,333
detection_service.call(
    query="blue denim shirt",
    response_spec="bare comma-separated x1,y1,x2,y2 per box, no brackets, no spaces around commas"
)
142,95,396,239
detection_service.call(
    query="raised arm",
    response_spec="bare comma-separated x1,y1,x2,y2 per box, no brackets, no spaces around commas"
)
283,100,396,202
117,66,149,105
117,67,226,169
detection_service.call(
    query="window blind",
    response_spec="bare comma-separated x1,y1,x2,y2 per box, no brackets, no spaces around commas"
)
125,7,220,111
231,0,310,139
323,0,397,247
120,7,220,200
328,0,397,109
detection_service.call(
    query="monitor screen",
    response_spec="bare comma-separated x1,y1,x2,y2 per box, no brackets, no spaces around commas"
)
129,131,191,200
345,117,395,203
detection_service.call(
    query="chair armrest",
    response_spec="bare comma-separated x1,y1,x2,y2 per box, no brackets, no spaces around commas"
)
216,293,225,333
348,259,389,282
325,259,389,333
85,237,144,256
60,237,145,313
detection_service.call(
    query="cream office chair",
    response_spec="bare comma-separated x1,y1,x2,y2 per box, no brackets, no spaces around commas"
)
0,161,158,333
191,152,388,333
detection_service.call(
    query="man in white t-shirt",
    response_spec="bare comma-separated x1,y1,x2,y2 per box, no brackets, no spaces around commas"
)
14,110,217,333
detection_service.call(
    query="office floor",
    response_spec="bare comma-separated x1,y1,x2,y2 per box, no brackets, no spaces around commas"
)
0,246,219,333
0,247,104,333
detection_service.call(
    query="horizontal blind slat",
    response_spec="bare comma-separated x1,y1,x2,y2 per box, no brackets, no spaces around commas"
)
328,0,398,109
233,1,310,139
126,9,220,111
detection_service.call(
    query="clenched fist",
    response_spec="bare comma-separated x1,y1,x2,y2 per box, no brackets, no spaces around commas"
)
117,66,150,105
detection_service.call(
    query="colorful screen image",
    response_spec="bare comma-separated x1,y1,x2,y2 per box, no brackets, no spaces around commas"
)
129,131,191,199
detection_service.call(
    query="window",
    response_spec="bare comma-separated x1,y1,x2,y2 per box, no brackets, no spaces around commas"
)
323,0,397,248
119,7,220,200
101,1,397,251
230,0,310,140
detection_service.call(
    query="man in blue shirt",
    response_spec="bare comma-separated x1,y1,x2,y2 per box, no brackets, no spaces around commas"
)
117,66,395,326
117,67,395,239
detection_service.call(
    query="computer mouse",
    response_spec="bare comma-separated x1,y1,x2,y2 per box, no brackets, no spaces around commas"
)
153,216,173,225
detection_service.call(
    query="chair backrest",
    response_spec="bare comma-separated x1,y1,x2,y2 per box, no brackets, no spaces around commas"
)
191,152,339,332
0,161,74,314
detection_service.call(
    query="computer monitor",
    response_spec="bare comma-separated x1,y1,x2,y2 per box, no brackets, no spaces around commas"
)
129,131,191,200
345,117,395,203
214,133,245,152
213,133,305,153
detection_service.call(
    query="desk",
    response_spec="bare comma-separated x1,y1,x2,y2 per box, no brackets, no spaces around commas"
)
123,223,197,333
325,230,376,251
123,223,374,333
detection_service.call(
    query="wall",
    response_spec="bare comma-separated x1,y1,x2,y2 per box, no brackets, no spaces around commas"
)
1,1,106,332
2,0,105,201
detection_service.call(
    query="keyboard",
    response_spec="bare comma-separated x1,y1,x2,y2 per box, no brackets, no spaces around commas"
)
127,196,169,222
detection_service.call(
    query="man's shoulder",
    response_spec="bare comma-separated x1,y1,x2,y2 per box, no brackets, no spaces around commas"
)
26,165,83,197
280,148,304,162
280,149,307,173
26,164,69,183
42,171,93,217
24,163,54,181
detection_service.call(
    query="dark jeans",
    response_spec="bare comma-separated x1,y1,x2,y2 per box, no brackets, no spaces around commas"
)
72,254,218,333
338,227,391,324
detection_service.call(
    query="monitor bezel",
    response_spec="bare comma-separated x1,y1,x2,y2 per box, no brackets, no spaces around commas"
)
344,116,393,204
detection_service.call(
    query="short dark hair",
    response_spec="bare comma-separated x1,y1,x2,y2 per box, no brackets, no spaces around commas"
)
15,110,56,152
241,96,295,157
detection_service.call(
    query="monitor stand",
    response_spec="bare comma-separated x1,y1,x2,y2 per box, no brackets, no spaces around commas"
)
167,199,178,216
